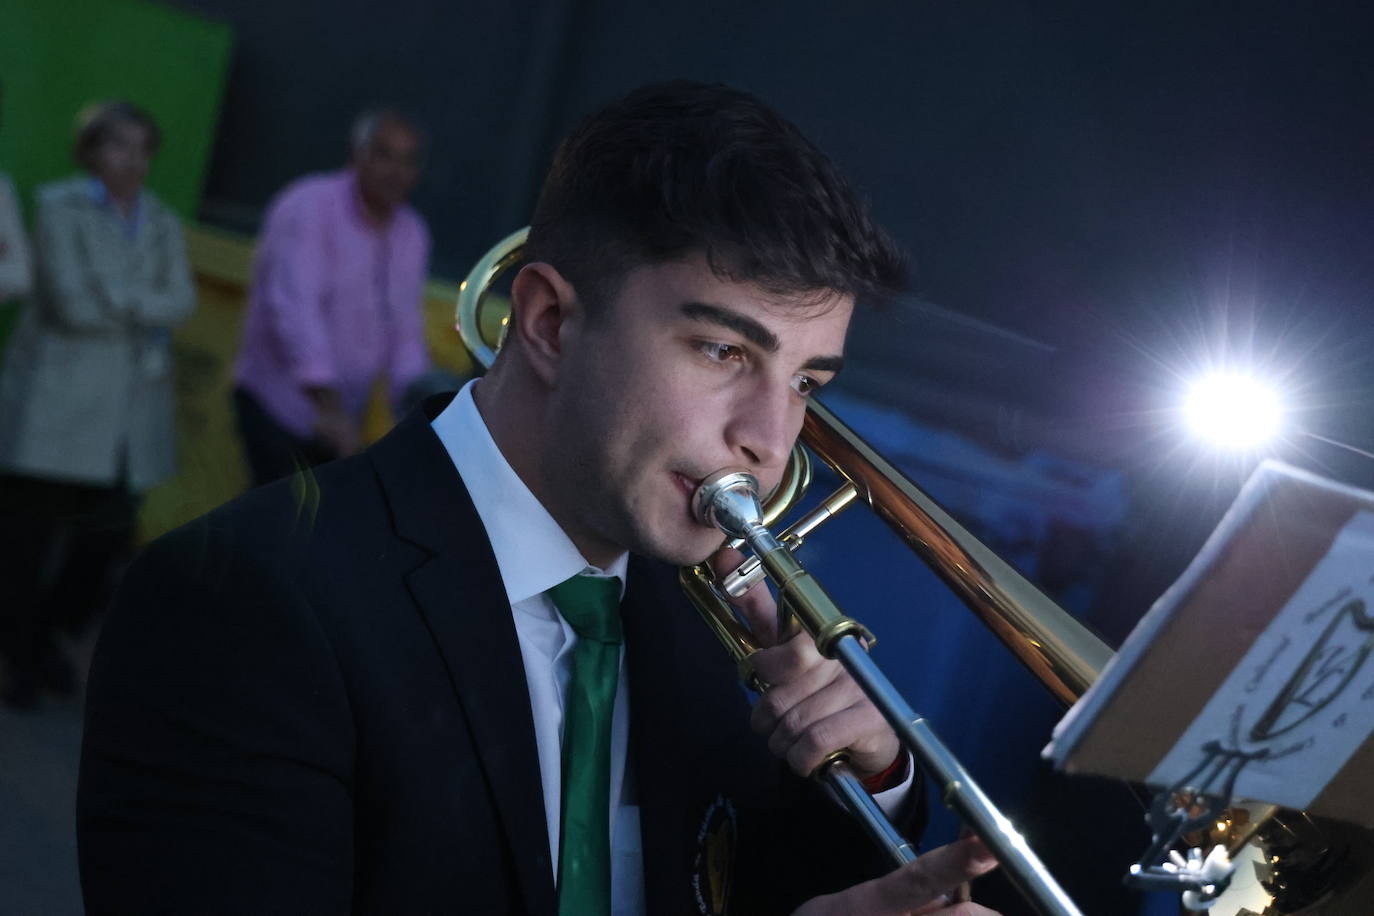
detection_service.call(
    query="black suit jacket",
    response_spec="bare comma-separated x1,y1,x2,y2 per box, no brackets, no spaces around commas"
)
77,397,924,914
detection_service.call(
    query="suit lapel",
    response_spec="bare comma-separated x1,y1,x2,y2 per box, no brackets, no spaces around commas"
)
623,556,761,913
370,401,557,916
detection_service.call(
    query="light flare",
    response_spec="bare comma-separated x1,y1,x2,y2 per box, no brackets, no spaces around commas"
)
1182,372,1284,449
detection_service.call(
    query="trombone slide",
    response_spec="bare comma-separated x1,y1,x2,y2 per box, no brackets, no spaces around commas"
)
691,468,1085,916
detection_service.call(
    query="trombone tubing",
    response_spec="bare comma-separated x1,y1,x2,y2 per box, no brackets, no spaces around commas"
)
679,564,919,870
833,634,1083,916
800,400,1112,706
748,520,1085,916
822,757,920,868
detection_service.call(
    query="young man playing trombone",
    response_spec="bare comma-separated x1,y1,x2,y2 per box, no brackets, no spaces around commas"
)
77,81,1001,915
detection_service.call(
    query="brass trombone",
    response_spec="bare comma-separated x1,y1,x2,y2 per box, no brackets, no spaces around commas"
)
456,226,1114,915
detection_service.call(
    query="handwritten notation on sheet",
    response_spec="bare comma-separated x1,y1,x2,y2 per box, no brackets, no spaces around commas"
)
1148,512,1374,810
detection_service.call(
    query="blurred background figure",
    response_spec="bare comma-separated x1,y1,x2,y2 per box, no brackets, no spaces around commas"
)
0,89,31,306
231,109,432,487
0,101,196,709
0,172,30,302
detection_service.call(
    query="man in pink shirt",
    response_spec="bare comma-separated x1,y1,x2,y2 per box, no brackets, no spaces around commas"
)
233,110,432,486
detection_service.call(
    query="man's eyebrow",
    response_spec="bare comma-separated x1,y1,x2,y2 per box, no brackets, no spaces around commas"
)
681,302,845,375
802,354,845,374
680,302,779,352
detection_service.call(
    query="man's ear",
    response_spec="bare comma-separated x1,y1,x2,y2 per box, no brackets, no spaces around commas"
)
508,261,580,387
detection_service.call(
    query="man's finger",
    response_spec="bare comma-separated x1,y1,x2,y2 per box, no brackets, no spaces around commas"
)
808,837,999,916
708,547,780,646
749,651,846,734
778,701,899,777
874,837,999,914
758,687,858,767
748,629,831,686
790,837,999,915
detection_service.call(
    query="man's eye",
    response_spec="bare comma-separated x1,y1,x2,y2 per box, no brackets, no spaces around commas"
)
699,342,744,363
792,375,821,397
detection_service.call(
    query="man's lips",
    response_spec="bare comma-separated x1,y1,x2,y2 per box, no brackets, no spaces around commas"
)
673,471,701,496
673,471,715,528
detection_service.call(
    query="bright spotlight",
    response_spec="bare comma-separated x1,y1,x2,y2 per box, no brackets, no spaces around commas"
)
1183,373,1283,449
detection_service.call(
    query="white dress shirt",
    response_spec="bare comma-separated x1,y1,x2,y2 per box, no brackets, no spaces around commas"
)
431,379,915,914
432,380,645,914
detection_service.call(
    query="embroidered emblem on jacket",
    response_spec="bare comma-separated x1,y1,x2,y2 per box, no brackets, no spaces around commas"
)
692,794,736,915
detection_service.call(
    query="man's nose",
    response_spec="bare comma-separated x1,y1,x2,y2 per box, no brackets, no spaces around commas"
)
725,376,798,472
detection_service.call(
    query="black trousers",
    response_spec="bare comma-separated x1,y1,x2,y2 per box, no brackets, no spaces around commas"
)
0,473,140,696
233,387,337,488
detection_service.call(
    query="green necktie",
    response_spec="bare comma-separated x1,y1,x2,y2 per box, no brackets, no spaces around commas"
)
548,573,623,916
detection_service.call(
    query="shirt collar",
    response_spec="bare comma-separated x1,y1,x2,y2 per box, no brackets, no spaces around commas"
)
87,175,144,236
343,168,399,235
431,380,628,608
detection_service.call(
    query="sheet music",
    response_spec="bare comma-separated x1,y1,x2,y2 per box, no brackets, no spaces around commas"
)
1045,462,1289,761
1045,461,1374,822
1145,510,1374,808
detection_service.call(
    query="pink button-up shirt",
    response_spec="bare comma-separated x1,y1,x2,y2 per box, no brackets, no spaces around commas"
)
234,169,431,437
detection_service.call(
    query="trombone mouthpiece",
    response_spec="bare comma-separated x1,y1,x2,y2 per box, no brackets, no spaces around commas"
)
693,469,764,539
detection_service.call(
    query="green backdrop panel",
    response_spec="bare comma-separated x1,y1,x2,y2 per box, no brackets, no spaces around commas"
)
0,0,232,220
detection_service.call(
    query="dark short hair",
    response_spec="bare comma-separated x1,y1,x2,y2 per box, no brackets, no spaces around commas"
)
526,81,907,313
73,101,161,169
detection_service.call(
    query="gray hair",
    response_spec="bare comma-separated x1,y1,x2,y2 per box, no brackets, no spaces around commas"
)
349,109,424,156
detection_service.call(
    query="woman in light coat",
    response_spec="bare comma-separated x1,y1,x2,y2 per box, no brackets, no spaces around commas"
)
0,101,195,708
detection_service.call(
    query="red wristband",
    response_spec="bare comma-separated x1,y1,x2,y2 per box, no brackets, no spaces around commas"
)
860,752,907,792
